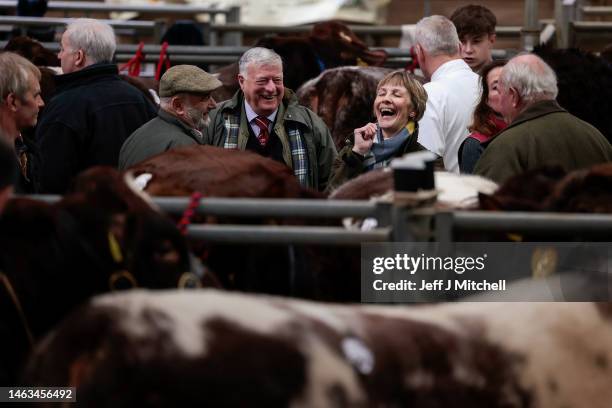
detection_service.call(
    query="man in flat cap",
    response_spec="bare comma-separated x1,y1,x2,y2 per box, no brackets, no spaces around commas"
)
119,64,222,169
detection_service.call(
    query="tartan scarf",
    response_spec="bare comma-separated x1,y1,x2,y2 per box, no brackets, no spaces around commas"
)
222,110,310,187
362,123,414,170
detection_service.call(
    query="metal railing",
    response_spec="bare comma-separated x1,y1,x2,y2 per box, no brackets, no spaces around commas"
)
20,194,612,245
0,0,239,20
0,15,165,41
207,23,524,46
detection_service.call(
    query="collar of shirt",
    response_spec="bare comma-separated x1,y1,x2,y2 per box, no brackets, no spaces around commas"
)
244,100,277,134
430,58,472,82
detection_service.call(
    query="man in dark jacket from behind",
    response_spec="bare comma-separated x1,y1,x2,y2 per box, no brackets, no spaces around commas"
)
36,18,157,193
474,54,612,184
118,65,221,170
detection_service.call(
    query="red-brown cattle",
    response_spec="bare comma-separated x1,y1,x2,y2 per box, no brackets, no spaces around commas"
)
126,146,360,301
25,288,612,407
0,167,194,384
128,145,321,199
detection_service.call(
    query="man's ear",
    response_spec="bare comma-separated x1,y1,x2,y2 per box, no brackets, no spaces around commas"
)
510,87,521,108
415,44,425,64
237,74,245,90
75,49,86,68
5,93,18,112
488,33,497,46
171,95,185,114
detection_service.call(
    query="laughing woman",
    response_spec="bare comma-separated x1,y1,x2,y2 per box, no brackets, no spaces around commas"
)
327,70,428,192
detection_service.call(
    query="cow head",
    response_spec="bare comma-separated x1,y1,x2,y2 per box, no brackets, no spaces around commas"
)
309,21,387,67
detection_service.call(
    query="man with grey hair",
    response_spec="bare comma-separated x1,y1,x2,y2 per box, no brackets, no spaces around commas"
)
0,52,44,193
205,47,337,191
414,15,480,173
474,54,612,183
36,18,156,193
119,65,222,169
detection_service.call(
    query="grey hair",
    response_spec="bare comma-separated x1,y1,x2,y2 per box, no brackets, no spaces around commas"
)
499,53,558,103
0,52,41,101
238,47,282,77
415,15,460,57
63,18,116,63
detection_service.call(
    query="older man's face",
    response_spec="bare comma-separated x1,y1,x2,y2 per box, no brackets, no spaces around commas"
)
498,83,520,124
15,74,44,130
238,63,284,117
58,34,80,74
182,93,217,132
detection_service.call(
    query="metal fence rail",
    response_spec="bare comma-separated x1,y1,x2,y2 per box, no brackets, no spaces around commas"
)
187,224,390,245
581,6,612,17
21,195,612,245
0,15,165,41
435,211,612,243
207,23,524,46
0,0,239,20
0,39,513,67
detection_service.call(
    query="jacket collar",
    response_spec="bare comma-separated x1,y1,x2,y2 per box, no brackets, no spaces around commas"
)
430,59,472,82
506,100,566,131
223,88,313,129
157,109,202,140
54,62,118,92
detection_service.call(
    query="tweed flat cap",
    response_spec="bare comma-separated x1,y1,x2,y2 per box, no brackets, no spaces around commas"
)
158,65,222,97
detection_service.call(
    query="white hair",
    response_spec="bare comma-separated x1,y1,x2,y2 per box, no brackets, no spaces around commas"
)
499,53,558,103
63,18,116,63
238,47,282,77
415,15,460,57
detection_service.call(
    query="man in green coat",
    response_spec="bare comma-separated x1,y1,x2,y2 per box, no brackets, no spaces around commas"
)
205,47,337,192
474,54,612,184
119,65,222,170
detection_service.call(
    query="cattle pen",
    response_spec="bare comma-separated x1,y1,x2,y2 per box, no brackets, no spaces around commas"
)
22,194,612,245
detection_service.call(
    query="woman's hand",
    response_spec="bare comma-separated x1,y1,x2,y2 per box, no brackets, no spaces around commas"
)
352,123,377,155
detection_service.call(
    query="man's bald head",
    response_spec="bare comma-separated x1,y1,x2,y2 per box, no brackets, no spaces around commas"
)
496,53,558,123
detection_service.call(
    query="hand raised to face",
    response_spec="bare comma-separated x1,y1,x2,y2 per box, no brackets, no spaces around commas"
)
352,122,378,155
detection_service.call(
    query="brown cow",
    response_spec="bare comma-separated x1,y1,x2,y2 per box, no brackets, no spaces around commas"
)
25,288,612,407
0,167,196,384
128,145,321,199
479,163,612,214
127,146,360,301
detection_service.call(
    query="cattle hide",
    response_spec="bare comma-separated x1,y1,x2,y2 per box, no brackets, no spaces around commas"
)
330,168,498,209
128,145,321,199
534,46,612,145
0,167,193,384
479,163,612,215
25,289,612,408
126,146,359,302
297,66,392,150
4,36,60,67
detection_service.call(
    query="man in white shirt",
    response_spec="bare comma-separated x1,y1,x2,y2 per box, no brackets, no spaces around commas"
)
414,15,480,173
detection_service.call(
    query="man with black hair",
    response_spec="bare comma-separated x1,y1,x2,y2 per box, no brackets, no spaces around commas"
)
450,4,497,73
